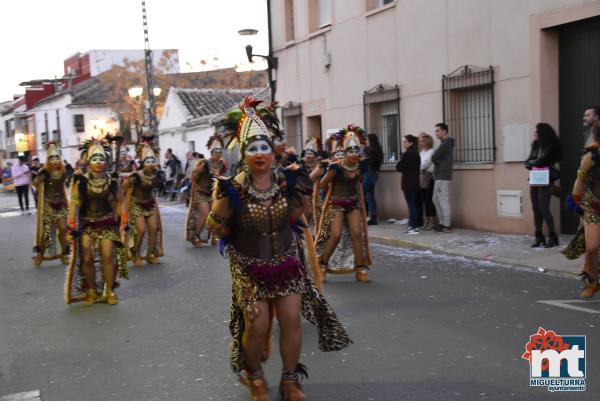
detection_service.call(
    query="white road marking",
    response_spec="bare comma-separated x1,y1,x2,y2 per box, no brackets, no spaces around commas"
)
0,390,41,401
538,299,600,314
0,211,25,218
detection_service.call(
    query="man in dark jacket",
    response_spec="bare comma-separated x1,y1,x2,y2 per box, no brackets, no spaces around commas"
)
431,123,455,233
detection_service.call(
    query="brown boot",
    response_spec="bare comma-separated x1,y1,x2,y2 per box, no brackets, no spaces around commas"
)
146,254,160,264
241,375,270,401
355,268,370,283
279,379,306,401
580,280,600,299
33,255,42,268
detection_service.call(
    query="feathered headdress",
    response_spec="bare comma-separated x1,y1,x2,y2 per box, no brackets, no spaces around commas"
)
327,124,368,153
136,139,159,162
79,137,111,163
206,133,224,154
303,136,322,156
45,141,61,159
223,97,282,154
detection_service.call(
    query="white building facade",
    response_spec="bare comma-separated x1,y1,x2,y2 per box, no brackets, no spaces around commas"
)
270,0,600,235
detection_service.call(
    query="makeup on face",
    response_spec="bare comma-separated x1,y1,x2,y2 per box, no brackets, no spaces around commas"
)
332,150,345,160
345,148,360,157
89,155,105,165
245,140,273,156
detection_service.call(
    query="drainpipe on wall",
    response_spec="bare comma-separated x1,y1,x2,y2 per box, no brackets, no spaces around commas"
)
267,0,276,104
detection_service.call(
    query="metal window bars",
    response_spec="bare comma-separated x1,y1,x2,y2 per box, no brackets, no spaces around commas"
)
363,84,401,164
442,65,496,163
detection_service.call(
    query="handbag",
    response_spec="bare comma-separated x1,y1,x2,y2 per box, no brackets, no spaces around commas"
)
529,167,550,186
419,171,432,189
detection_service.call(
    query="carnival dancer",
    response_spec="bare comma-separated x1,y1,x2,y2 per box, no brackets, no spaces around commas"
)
207,97,351,401
298,137,322,224
65,138,128,305
314,126,372,283
32,141,69,267
564,121,600,299
185,134,224,246
123,140,164,267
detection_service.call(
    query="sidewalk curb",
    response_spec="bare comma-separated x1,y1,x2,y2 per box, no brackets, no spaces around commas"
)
369,235,581,280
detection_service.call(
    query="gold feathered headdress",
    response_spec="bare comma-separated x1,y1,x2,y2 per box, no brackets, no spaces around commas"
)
326,124,368,153
46,141,61,159
223,97,282,155
79,137,111,163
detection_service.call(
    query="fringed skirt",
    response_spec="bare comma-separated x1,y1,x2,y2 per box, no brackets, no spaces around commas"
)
185,193,211,242
315,196,369,273
226,240,352,374
64,215,128,304
563,192,600,260
34,202,68,261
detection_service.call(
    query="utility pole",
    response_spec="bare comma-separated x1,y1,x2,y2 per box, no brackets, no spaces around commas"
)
141,0,157,136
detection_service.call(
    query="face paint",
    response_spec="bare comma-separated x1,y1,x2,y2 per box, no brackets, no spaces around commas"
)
332,150,345,160
345,148,360,157
89,155,105,172
144,157,156,165
49,155,60,162
245,140,273,156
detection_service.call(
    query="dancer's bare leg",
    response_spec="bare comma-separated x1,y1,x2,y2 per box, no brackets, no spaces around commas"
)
242,300,271,372
320,211,344,264
275,294,302,372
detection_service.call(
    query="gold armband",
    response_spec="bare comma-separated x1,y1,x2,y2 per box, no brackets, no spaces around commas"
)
577,169,588,178
206,211,228,234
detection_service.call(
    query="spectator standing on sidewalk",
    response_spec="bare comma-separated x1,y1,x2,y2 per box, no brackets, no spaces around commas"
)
11,156,32,215
363,133,383,225
30,157,42,206
431,123,455,233
525,123,561,248
396,135,421,234
163,150,181,201
418,133,436,230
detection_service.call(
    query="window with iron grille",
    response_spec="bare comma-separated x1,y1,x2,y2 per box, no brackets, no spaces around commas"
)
363,84,400,164
73,114,85,133
442,65,496,163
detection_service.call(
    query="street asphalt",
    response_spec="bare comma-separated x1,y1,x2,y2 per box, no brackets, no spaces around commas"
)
0,194,598,401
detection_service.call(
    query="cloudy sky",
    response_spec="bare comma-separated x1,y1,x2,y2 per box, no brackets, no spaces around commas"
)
0,0,269,101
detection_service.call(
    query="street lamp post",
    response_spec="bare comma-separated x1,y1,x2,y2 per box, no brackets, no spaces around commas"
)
239,1,277,103
128,86,161,141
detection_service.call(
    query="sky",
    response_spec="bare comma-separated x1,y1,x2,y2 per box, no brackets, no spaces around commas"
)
0,0,269,101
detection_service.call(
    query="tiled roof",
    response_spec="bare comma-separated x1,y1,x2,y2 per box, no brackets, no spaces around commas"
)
175,87,271,120
34,77,107,107
70,78,107,105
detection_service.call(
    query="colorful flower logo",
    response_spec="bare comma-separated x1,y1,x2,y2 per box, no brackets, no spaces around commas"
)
522,327,570,372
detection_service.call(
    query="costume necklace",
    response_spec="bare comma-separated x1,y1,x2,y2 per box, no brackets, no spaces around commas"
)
342,162,359,172
247,173,280,201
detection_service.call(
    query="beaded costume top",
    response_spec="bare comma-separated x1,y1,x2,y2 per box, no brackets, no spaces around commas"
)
331,170,360,197
129,171,159,201
74,174,117,219
230,178,294,260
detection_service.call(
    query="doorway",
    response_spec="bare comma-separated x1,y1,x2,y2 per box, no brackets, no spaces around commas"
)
558,16,600,234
